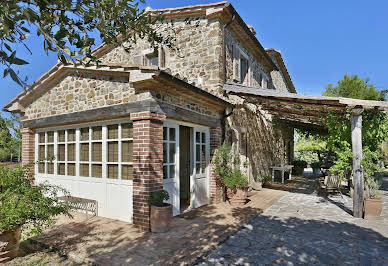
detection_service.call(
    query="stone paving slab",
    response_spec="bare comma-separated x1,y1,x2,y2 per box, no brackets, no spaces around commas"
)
199,178,388,265
33,188,286,265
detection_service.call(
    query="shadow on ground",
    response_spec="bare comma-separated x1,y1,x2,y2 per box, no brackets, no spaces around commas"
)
198,214,388,265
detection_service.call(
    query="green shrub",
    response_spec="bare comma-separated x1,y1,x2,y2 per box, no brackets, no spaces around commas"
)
292,160,308,168
213,145,249,188
147,190,170,207
310,162,322,168
0,164,71,236
259,175,272,183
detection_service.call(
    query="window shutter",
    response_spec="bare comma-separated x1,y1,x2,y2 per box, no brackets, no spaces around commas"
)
233,45,240,82
158,47,165,68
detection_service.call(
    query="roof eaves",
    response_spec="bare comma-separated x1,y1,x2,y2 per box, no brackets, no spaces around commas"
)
266,48,296,93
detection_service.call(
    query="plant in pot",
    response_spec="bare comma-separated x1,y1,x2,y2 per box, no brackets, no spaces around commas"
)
292,160,307,176
259,175,273,188
213,145,249,207
364,174,383,218
0,164,71,263
147,190,172,233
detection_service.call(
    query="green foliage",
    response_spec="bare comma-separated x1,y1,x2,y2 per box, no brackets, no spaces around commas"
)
259,175,272,183
0,164,71,235
291,159,308,169
323,75,388,192
310,162,322,168
323,74,385,101
0,114,21,161
147,190,169,207
1,0,166,86
213,145,248,188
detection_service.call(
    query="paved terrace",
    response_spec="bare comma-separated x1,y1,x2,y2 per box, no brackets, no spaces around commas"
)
199,177,388,265
30,188,286,265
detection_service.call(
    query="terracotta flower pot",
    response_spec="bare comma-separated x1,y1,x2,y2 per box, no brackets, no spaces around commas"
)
227,186,248,207
0,227,21,263
364,198,382,218
150,204,172,233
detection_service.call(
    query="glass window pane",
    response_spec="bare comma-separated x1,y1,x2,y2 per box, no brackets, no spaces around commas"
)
58,163,65,175
58,144,65,161
81,128,89,141
92,126,102,140
122,141,133,162
92,143,102,162
202,132,206,144
80,143,89,161
68,129,76,142
39,133,45,143
58,130,65,142
67,144,75,161
80,164,89,177
107,125,118,139
92,164,102,178
163,127,167,141
38,162,45,173
163,143,167,164
169,143,175,163
196,132,200,143
169,128,175,141
67,163,75,176
107,164,118,179
38,145,45,160
163,165,168,179
169,164,175,179
196,163,200,174
47,163,54,174
47,144,54,159
121,123,133,139
122,165,133,180
47,131,54,143
108,141,118,162
196,144,200,162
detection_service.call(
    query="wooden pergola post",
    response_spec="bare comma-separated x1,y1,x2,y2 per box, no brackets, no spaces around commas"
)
351,106,364,218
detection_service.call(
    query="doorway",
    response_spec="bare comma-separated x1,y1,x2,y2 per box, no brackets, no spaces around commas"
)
179,125,191,212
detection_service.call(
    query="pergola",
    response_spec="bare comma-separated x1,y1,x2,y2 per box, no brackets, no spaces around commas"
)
224,83,388,218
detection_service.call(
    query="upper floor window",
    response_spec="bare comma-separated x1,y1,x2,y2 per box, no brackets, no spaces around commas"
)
233,45,250,86
142,47,165,68
240,56,249,85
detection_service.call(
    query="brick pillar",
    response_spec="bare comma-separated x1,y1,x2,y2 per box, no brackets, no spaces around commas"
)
210,126,223,204
21,128,35,182
130,112,166,231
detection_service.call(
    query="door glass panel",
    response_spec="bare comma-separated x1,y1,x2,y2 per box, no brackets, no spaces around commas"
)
92,164,102,178
169,143,176,163
67,163,76,176
92,143,102,161
169,165,175,179
80,128,89,141
47,163,54,174
196,144,200,161
121,123,133,139
38,162,45,173
169,128,176,141
108,141,118,162
58,130,65,142
47,131,54,143
80,164,89,177
121,141,133,162
58,163,65,175
196,163,200,174
108,125,118,139
196,132,200,143
107,164,118,179
163,165,168,179
67,144,75,161
201,145,206,173
163,143,168,164
38,145,45,160
39,133,45,143
80,143,89,161
122,165,133,180
202,133,206,144
47,145,54,159
58,144,65,161
163,128,168,141
68,129,76,142
92,126,102,140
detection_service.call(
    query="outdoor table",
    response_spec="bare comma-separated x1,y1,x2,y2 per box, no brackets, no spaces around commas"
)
270,165,294,184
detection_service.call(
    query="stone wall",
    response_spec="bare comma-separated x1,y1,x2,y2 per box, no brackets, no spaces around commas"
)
224,29,272,89
24,72,152,120
268,54,290,93
99,17,224,96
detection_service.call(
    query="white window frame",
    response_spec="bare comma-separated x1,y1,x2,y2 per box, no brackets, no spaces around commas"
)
35,120,134,182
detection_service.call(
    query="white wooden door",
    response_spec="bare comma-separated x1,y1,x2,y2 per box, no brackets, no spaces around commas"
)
162,123,180,216
191,128,210,208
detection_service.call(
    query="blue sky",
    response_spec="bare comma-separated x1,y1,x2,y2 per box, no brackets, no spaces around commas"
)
2,0,388,116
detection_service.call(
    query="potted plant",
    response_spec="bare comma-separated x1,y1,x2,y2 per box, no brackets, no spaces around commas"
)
0,164,71,263
310,162,323,177
259,175,272,188
213,145,249,207
364,174,383,218
292,160,307,176
147,190,172,233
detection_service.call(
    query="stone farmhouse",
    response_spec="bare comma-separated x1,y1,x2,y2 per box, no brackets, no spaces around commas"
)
4,2,296,231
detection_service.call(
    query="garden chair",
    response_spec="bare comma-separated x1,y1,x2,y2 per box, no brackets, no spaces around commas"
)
319,174,342,197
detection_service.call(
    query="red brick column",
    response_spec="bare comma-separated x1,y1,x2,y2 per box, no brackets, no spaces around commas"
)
130,112,166,231
210,126,223,204
21,128,35,182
